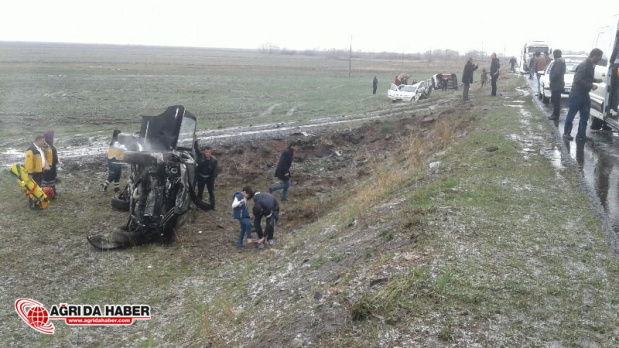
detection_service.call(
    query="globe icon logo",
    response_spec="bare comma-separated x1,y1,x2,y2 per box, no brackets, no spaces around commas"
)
27,306,49,328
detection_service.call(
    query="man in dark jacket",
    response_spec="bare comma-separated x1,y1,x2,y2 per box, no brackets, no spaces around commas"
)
563,48,604,142
252,191,279,249
372,76,378,94
462,57,478,101
42,130,59,195
548,49,566,120
196,145,218,209
490,53,500,96
269,141,298,201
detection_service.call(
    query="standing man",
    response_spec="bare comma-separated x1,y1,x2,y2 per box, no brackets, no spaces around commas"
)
269,141,298,202
442,74,449,91
534,52,547,95
563,48,604,142
462,57,478,101
25,135,50,209
490,53,500,96
372,76,378,95
42,130,59,195
548,49,566,120
252,191,279,250
528,54,536,80
196,145,218,209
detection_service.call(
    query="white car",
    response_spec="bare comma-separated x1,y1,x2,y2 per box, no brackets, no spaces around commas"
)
387,80,431,102
539,55,587,103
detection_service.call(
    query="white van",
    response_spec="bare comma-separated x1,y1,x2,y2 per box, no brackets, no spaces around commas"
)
589,14,619,130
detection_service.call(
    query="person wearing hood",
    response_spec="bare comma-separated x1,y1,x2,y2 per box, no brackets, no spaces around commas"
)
548,49,566,120
42,131,59,195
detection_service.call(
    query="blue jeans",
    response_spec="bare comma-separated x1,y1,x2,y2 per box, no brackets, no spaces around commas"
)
236,217,251,246
269,178,290,200
529,66,534,79
563,93,591,139
536,73,542,94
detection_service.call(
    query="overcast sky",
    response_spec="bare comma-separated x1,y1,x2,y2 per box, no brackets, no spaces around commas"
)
2,1,618,57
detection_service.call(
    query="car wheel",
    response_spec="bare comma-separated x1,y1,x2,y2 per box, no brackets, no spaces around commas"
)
542,91,549,104
590,116,604,130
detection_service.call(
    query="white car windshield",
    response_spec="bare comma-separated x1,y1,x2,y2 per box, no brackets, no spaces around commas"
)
565,61,581,72
401,85,417,92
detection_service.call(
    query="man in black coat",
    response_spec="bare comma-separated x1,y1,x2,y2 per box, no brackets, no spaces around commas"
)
252,191,280,249
462,57,478,101
196,145,218,209
563,48,603,142
490,53,500,96
548,49,566,120
372,76,378,94
269,141,298,201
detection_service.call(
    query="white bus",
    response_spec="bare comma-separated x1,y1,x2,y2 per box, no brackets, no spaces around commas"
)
519,41,550,74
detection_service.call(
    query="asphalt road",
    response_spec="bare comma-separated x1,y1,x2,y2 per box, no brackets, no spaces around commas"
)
528,77,619,253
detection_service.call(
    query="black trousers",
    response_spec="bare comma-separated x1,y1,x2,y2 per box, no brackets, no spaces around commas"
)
196,176,215,208
491,76,498,96
551,90,562,117
254,216,275,241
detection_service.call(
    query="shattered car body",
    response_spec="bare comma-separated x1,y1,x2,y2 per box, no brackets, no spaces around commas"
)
88,105,209,250
387,81,431,102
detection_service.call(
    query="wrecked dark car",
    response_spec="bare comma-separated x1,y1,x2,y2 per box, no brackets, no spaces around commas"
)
87,105,210,250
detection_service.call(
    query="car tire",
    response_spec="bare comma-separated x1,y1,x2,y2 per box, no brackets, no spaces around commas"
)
111,196,130,211
542,91,549,104
590,116,604,131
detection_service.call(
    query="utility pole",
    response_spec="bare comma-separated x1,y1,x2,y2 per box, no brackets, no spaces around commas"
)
348,35,352,78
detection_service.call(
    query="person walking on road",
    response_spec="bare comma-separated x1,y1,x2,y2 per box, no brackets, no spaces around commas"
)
563,48,604,142
528,55,535,80
490,53,500,96
462,57,478,101
548,49,566,120
534,52,548,95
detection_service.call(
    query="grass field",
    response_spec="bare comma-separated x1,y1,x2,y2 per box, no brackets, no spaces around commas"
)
0,42,463,142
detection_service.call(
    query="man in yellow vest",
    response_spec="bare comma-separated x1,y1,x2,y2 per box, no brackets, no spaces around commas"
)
102,130,126,192
24,135,51,209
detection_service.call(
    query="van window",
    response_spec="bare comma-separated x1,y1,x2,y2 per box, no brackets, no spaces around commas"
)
595,27,613,66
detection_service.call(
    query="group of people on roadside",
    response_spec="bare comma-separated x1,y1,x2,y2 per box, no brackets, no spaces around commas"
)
548,48,604,142
231,141,299,250
461,52,501,100
23,131,59,210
